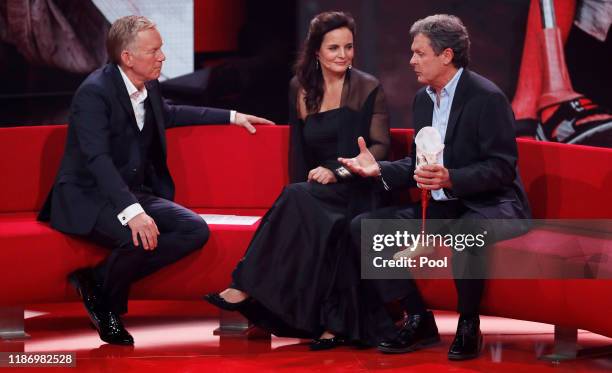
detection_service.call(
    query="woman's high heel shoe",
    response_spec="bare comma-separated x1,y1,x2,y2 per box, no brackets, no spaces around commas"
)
203,292,250,311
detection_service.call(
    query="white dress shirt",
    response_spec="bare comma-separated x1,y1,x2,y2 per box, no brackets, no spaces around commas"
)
115,67,237,225
118,66,148,130
116,67,147,225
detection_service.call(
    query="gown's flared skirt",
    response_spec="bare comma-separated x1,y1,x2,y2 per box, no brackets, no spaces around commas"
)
232,181,396,344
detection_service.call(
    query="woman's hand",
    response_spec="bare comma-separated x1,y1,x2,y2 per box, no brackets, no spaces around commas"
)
308,166,337,184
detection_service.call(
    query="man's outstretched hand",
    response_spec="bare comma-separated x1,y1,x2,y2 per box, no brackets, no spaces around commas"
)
338,137,380,178
232,112,275,134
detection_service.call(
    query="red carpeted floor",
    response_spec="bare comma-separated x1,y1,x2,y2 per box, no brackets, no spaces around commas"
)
2,301,612,372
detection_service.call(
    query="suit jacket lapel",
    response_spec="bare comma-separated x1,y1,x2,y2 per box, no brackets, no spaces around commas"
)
109,64,140,133
414,90,433,134
444,69,470,144
145,81,167,157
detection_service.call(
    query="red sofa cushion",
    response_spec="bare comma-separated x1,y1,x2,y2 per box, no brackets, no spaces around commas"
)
0,209,261,306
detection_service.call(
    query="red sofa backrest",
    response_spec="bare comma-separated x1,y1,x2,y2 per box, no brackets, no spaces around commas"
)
167,125,289,209
0,125,610,219
0,125,67,213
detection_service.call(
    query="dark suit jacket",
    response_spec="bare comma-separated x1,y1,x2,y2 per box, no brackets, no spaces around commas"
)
38,63,230,235
379,69,531,219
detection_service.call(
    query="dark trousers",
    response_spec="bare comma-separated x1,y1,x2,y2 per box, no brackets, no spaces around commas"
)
87,192,209,314
350,200,487,316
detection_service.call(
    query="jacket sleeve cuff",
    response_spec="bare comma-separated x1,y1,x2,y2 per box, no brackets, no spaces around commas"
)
377,162,390,191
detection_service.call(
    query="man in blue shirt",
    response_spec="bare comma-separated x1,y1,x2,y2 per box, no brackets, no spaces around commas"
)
341,14,530,360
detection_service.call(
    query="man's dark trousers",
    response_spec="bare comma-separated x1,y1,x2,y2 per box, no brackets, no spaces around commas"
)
88,192,209,314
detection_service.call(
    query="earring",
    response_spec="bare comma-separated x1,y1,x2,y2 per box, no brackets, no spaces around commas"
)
316,59,320,70
348,64,352,70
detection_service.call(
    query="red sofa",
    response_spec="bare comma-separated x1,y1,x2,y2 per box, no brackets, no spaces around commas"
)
1,124,611,358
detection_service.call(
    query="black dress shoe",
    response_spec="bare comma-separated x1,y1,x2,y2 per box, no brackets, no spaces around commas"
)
97,311,134,346
309,336,346,351
378,310,440,354
69,269,102,305
203,292,250,311
68,268,134,345
68,268,106,327
447,316,483,361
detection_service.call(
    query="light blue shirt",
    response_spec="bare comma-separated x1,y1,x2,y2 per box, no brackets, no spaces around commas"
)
424,67,463,201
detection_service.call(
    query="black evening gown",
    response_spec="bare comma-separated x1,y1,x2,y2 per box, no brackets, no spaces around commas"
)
231,69,397,344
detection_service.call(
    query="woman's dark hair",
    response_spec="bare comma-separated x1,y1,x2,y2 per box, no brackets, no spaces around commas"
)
294,11,356,114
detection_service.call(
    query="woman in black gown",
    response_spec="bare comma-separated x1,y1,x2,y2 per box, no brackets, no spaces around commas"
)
204,11,396,349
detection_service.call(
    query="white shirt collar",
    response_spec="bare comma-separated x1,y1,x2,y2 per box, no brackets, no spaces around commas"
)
426,67,464,101
118,65,147,102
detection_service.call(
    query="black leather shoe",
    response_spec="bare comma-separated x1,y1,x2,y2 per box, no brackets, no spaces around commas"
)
68,268,134,345
309,336,346,351
378,311,440,354
69,268,101,303
68,268,105,325
97,311,134,346
447,316,483,361
203,292,250,311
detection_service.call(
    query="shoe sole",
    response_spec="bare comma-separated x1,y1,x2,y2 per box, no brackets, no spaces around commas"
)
377,335,441,354
100,336,134,346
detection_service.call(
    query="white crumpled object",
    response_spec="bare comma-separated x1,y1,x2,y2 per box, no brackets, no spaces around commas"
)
415,126,444,168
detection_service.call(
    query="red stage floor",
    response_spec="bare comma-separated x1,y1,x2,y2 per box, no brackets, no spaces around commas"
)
2,301,611,372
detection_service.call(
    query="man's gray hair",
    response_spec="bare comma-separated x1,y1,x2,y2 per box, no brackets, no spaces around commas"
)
106,15,156,64
410,14,470,68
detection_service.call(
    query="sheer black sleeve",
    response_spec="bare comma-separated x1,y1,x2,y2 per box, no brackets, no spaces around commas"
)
324,83,391,182
368,86,391,161
288,78,309,183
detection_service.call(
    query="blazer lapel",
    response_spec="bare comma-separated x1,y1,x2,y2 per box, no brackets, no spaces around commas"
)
145,81,167,157
414,90,433,134
443,69,470,144
109,64,140,133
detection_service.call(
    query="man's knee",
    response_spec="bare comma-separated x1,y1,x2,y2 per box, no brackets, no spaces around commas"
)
170,213,210,253
176,217,209,254
192,219,210,249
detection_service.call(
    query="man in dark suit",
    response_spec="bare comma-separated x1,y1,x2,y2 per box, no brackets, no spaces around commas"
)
38,15,273,345
340,14,530,360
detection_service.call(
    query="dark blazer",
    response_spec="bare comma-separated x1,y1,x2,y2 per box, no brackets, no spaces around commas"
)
38,63,230,235
379,69,531,219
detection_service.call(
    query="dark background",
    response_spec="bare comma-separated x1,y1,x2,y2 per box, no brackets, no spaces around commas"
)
0,0,609,129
